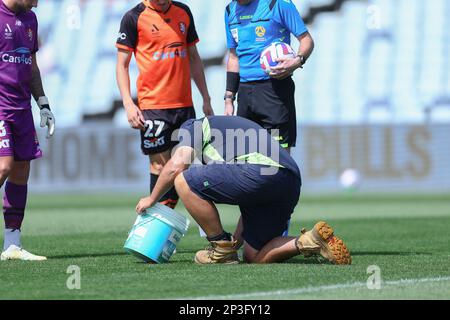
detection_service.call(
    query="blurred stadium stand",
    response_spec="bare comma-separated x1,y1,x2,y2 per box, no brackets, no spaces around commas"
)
26,0,450,193
33,0,449,126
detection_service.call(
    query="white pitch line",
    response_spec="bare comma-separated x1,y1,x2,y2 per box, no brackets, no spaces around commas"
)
175,276,450,300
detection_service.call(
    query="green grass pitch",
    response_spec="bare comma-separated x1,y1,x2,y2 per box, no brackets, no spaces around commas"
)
0,193,449,300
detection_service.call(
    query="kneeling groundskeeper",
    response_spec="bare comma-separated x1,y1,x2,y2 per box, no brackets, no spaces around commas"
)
135,116,351,265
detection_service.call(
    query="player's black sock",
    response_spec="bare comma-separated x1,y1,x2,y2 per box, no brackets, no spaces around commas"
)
150,173,179,208
207,231,232,242
150,173,158,193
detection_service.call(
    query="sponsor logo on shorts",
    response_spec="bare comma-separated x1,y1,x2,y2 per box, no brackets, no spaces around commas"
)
144,136,165,149
0,121,6,137
0,139,10,149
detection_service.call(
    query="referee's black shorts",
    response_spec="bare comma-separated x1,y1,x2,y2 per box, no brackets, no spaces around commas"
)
237,77,297,148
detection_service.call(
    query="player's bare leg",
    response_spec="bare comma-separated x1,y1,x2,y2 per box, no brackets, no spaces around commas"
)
174,173,239,264
233,216,244,249
243,237,299,263
8,160,30,185
0,156,14,187
1,161,46,261
149,149,171,175
243,222,351,265
149,149,179,208
0,156,15,257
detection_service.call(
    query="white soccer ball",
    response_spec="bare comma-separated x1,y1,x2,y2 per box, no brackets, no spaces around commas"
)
260,42,295,74
340,169,361,190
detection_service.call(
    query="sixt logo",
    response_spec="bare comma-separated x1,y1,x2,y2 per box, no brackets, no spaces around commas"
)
144,136,165,149
0,47,32,65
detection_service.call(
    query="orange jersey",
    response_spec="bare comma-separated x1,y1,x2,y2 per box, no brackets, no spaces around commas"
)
116,0,199,110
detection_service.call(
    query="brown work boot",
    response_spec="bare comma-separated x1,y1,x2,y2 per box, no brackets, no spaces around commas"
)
194,239,239,265
296,221,352,265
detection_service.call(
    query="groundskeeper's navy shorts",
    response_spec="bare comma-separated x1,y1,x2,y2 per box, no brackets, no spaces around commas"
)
183,163,301,250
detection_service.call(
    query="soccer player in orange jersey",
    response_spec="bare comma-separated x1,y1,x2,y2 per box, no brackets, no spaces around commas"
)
116,0,213,209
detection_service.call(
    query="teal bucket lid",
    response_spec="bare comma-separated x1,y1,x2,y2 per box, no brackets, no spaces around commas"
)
137,203,190,234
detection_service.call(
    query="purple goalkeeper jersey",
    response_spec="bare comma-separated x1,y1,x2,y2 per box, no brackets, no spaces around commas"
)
0,0,38,110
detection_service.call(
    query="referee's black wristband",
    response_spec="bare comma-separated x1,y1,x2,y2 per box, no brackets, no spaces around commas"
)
226,72,240,93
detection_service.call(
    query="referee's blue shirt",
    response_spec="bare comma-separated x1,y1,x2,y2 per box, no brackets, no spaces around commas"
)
225,0,308,82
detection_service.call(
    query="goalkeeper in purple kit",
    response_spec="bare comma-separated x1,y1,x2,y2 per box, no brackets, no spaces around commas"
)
0,0,54,261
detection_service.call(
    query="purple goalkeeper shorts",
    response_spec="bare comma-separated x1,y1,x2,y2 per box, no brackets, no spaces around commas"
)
0,109,42,161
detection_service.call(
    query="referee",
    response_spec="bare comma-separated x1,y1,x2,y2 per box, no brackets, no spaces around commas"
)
224,0,314,244
224,0,314,152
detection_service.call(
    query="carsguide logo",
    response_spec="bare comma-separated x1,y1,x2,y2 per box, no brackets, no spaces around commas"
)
0,47,32,65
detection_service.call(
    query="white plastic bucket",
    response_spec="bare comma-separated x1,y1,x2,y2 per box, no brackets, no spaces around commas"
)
124,203,190,263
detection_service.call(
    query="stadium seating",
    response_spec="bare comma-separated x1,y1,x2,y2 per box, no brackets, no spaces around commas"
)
33,0,449,126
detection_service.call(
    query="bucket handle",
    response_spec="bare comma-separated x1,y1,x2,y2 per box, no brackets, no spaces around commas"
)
130,215,156,232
